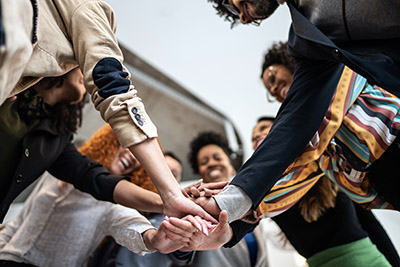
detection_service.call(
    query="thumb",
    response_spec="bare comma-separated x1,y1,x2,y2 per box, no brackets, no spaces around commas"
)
218,210,229,225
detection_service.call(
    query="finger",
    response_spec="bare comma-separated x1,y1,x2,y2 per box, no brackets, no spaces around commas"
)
177,215,202,233
181,186,190,198
198,181,228,190
190,187,201,198
194,215,209,236
160,220,195,240
163,230,191,243
191,179,203,188
191,201,219,224
165,217,198,236
218,210,229,225
203,188,214,197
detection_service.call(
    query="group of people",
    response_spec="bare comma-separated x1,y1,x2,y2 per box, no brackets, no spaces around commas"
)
0,0,400,266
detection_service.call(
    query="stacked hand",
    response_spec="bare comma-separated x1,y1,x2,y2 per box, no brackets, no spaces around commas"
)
154,180,232,252
148,180,233,253
161,210,232,251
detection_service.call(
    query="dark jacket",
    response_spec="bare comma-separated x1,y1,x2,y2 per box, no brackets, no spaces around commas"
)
0,117,125,222
226,1,400,265
231,0,400,211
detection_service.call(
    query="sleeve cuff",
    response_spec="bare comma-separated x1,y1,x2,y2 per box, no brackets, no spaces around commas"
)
213,185,252,223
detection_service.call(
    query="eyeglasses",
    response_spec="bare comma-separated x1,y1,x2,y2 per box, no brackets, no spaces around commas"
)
222,0,240,17
264,66,278,102
265,66,276,90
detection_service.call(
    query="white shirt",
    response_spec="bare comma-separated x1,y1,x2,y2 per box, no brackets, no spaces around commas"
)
0,173,154,267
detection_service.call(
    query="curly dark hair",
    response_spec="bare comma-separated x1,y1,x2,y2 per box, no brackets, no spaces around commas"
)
261,41,295,78
46,74,87,134
18,75,87,134
188,131,233,174
207,0,241,28
207,0,279,28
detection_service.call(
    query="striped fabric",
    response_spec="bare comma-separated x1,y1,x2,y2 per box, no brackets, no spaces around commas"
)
258,67,399,217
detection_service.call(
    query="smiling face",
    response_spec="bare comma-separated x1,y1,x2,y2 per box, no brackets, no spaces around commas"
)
197,144,236,183
252,119,274,150
109,147,141,176
262,64,293,103
229,0,279,24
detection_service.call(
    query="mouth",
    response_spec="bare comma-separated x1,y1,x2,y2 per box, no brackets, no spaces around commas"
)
255,137,266,149
206,167,225,180
280,86,289,101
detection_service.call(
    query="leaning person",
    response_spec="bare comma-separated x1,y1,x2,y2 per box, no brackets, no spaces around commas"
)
204,0,400,225
0,124,195,267
0,69,164,222
1,0,211,222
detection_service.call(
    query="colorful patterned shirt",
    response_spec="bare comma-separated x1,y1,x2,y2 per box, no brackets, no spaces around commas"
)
258,66,400,217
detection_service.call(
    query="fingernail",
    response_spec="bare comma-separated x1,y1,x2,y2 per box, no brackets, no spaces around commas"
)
164,216,169,221
194,221,201,232
203,226,209,236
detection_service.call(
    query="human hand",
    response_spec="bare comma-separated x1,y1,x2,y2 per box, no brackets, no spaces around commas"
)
191,195,222,219
143,223,187,254
161,214,212,238
164,211,232,251
189,181,229,198
181,179,203,197
163,193,218,227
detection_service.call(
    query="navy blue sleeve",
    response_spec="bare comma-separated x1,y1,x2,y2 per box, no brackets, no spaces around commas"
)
224,220,259,248
231,58,344,209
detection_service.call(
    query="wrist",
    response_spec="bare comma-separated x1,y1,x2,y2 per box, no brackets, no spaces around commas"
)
142,229,157,251
161,189,182,205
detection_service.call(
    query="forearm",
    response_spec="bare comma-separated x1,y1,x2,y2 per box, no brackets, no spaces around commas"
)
129,138,182,201
114,179,163,213
49,143,121,203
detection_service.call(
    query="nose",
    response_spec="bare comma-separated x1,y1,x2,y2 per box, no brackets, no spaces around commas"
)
270,84,279,97
206,158,219,169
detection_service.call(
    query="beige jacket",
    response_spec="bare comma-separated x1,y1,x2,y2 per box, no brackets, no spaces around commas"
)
12,0,157,148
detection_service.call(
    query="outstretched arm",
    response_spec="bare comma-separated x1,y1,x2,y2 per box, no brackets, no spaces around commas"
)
129,138,217,225
217,60,345,220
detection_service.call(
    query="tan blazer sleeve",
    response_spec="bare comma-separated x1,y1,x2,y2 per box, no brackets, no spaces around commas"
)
54,0,157,148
